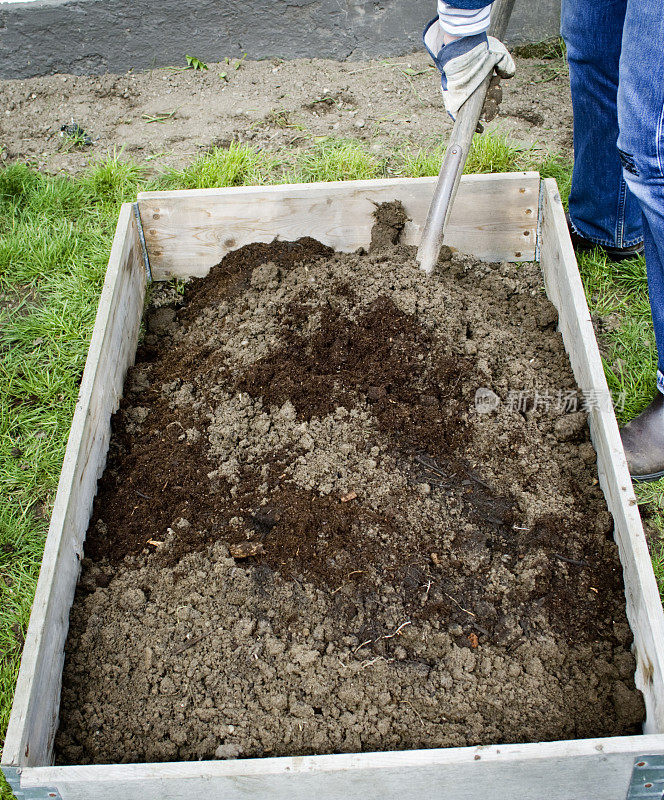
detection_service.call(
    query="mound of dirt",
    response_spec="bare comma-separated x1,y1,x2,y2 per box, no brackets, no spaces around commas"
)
56,207,644,765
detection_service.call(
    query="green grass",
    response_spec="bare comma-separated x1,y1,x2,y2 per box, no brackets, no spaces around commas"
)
512,37,569,87
0,155,148,799
575,245,664,587
553,156,664,587
465,132,526,174
401,132,526,178
0,132,660,798
512,36,567,61
159,141,274,189
575,250,655,420
537,151,573,200
291,138,385,183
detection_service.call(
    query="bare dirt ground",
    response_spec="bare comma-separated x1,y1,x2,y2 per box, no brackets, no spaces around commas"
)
0,53,572,174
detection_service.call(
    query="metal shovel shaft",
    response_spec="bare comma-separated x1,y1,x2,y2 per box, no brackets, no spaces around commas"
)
417,0,517,274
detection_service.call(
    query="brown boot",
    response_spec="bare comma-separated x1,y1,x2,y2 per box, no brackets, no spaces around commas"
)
620,392,664,481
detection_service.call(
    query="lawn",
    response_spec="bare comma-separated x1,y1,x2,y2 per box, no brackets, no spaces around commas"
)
0,133,660,796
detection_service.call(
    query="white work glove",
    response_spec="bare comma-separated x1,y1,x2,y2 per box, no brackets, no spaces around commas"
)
423,19,515,119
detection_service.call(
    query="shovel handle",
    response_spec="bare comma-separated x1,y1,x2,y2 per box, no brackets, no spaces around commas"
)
417,0,517,274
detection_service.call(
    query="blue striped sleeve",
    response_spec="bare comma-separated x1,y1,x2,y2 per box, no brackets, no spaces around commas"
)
438,0,492,36
444,0,494,8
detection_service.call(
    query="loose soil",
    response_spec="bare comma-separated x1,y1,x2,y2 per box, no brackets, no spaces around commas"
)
56,206,644,765
0,53,572,175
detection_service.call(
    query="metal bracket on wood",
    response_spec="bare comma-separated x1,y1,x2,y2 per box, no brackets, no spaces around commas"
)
132,202,153,284
626,755,664,799
2,767,62,800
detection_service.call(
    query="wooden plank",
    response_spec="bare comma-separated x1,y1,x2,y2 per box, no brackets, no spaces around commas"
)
137,172,540,280
11,736,664,800
539,178,664,734
1,204,147,769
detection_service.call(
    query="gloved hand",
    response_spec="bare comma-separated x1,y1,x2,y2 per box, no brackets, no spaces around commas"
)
423,19,515,120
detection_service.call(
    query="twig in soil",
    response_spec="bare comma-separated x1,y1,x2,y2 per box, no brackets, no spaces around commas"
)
288,572,304,590
136,490,152,500
380,620,412,640
472,621,490,637
401,700,425,728
142,108,179,123
531,72,559,85
463,470,493,491
414,453,451,488
378,60,433,106
353,621,412,656
553,553,589,567
444,593,476,617
360,656,391,669
147,539,164,547
415,453,447,474
330,571,365,596
171,630,213,655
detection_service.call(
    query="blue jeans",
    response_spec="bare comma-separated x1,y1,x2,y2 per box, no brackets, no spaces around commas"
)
561,0,664,393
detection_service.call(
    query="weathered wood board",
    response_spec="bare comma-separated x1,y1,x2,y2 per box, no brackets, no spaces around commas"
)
539,179,664,735
4,174,664,800
4,737,664,800
136,172,540,280
2,204,148,770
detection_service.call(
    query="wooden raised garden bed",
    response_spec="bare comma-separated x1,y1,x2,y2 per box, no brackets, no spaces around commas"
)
4,172,664,800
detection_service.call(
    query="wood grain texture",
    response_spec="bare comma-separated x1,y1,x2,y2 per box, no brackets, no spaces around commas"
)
11,736,664,800
1,204,147,768
539,178,664,734
137,173,540,280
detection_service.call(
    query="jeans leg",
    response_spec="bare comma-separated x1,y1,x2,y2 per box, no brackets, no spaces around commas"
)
640,215,664,394
617,0,664,391
561,0,643,247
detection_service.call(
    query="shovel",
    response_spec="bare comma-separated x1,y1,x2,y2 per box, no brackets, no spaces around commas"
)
417,0,517,274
